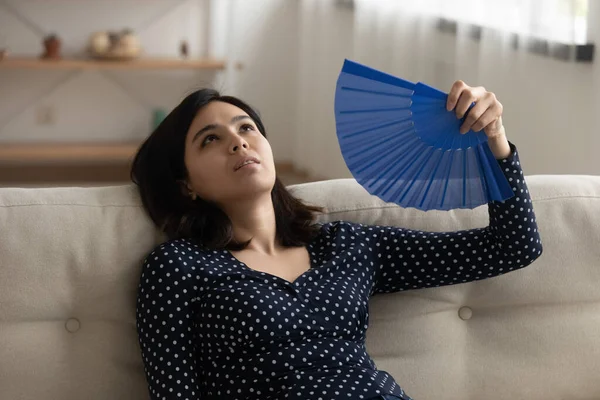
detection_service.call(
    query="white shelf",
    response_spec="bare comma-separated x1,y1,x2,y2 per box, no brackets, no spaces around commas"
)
0,143,140,163
0,57,227,71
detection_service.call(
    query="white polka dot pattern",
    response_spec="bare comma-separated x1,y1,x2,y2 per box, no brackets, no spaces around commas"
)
136,141,543,400
369,142,543,294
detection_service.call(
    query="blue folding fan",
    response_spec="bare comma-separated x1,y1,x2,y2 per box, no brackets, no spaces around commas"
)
334,59,514,211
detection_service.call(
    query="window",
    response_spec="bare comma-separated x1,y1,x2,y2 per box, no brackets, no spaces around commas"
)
354,0,589,45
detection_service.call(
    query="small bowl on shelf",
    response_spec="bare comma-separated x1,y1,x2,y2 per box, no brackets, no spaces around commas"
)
88,30,142,62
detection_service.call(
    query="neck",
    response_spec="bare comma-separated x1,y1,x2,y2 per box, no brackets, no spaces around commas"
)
221,192,280,255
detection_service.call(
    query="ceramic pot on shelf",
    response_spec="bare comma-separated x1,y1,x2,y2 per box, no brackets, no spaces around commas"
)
41,34,61,59
88,29,142,60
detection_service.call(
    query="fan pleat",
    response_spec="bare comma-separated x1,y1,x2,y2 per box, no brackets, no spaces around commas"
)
335,59,514,210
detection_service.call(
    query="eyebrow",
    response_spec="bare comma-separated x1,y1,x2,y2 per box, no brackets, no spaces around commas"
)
192,115,253,144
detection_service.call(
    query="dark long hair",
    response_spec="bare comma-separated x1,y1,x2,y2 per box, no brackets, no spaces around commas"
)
130,88,323,251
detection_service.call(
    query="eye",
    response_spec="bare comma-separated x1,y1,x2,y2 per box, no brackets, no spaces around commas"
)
201,134,217,147
240,123,255,132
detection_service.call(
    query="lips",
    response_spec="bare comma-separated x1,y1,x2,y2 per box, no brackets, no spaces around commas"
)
234,156,260,171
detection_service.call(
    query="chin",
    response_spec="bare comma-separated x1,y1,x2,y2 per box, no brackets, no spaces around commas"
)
238,174,275,193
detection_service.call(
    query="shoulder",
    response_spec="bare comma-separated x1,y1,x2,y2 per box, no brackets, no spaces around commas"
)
137,239,204,302
316,220,377,239
144,237,206,260
141,237,212,276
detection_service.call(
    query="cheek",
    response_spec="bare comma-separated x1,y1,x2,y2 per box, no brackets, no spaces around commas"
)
259,139,274,161
184,153,214,189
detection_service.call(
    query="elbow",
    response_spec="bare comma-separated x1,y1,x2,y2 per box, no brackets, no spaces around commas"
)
521,237,544,268
502,237,543,271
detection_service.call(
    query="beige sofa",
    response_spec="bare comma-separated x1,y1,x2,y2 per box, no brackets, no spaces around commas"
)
1,174,599,400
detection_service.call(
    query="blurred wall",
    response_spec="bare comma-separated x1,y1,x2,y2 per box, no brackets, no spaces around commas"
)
223,0,600,177
1,0,599,178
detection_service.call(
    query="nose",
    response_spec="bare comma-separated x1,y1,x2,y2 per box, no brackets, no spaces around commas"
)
229,134,249,154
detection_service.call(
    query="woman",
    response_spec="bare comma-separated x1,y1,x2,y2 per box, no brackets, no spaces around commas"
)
132,81,543,400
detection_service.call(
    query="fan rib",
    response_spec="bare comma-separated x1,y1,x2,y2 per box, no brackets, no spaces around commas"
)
334,58,515,210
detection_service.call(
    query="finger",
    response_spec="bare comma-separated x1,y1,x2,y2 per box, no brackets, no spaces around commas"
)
461,97,492,132
470,106,501,133
459,95,496,133
455,90,478,120
456,86,488,119
446,80,467,111
460,91,498,133
472,97,502,132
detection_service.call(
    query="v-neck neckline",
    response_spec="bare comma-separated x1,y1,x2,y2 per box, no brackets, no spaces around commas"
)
226,242,318,286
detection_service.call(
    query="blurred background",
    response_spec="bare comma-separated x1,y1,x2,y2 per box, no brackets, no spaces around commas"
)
0,0,597,188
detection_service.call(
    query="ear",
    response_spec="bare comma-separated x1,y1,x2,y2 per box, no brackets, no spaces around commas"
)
177,179,194,197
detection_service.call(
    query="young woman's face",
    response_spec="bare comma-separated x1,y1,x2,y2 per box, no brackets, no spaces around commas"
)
182,101,276,205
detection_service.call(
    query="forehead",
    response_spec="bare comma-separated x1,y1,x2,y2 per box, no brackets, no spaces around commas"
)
185,101,255,145
192,101,248,125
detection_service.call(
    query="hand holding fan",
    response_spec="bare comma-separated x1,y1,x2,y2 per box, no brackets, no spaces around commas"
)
334,59,514,211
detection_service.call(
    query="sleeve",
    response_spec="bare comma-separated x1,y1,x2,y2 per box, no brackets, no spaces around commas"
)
136,243,202,399
349,140,544,296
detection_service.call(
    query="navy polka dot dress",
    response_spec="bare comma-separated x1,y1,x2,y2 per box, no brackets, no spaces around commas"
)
136,141,543,399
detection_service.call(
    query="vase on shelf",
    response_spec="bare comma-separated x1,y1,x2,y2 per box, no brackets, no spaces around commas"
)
180,40,189,59
0,33,7,61
41,34,61,59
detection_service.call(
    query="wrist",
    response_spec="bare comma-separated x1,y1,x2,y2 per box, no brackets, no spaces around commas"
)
488,133,511,159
